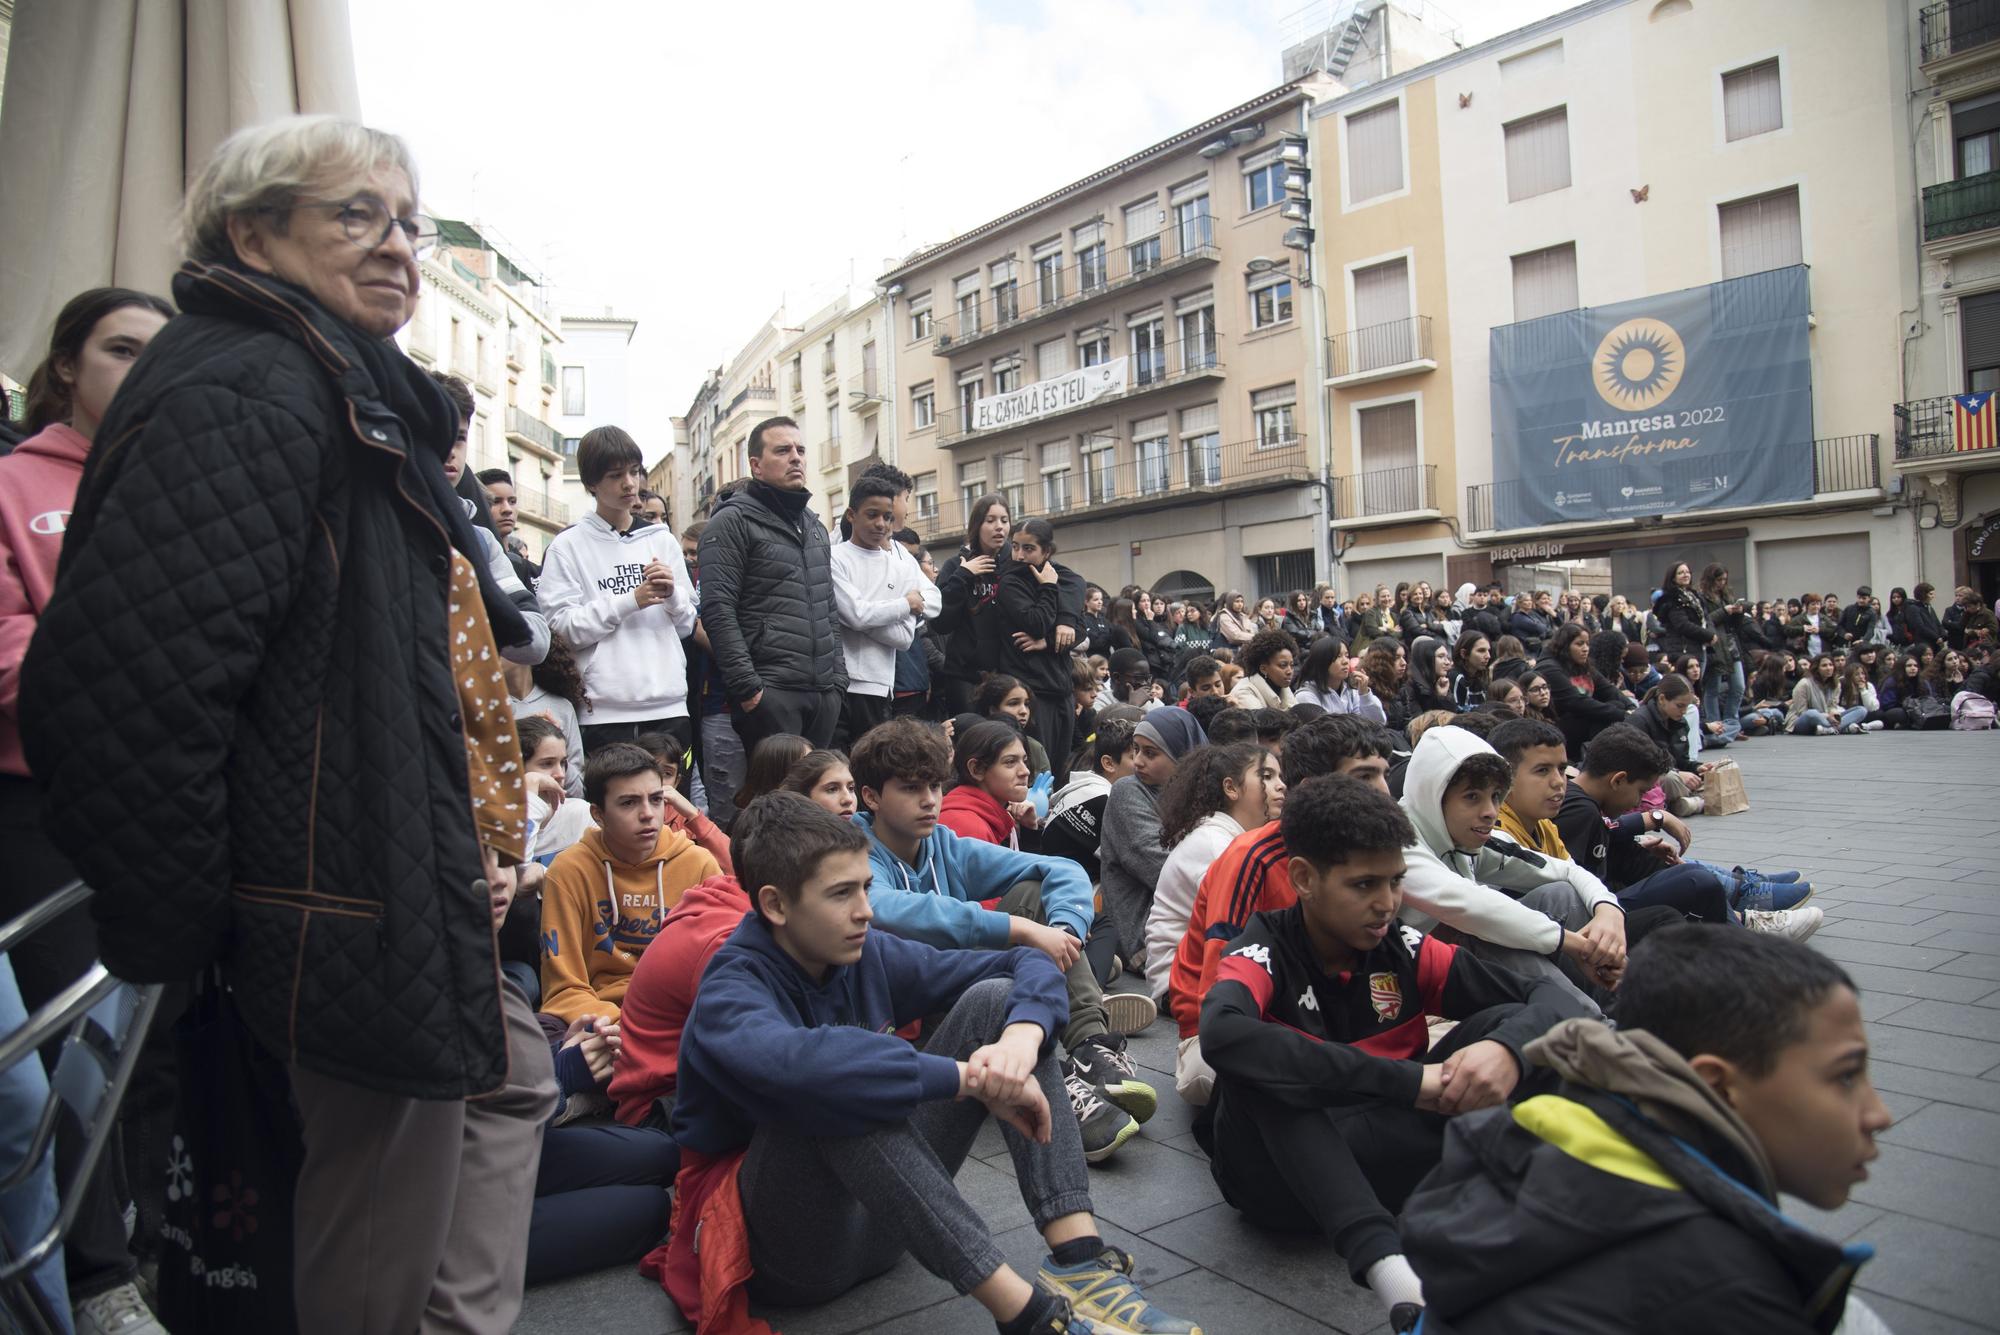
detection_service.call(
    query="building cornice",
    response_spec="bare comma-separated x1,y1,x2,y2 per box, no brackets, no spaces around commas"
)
420,260,500,324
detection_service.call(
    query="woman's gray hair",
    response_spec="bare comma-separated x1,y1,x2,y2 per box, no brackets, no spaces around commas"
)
178,115,422,265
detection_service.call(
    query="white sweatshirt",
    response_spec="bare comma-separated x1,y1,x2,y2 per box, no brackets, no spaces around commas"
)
536,512,698,724
1145,810,1244,1003
831,540,940,698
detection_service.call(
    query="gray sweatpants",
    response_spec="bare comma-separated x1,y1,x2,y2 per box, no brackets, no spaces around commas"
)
739,978,1095,1304
1431,882,1606,1016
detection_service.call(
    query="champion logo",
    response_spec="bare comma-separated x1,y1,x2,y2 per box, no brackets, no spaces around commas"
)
28,510,69,536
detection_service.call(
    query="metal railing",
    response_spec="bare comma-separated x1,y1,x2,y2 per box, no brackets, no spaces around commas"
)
1327,315,1434,379
908,434,1309,544
930,229,1221,355
847,368,885,403
516,484,570,526
1896,394,2000,460
1924,168,2000,242
934,335,1225,447
1922,0,2000,61
1330,463,1438,519
726,382,778,414
505,405,562,455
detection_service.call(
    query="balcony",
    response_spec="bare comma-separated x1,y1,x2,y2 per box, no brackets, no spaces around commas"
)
726,382,778,416
847,368,885,412
907,434,1310,544
1325,316,1436,388
930,228,1221,357
1896,395,2000,473
1329,463,1439,526
1924,169,2000,244
935,335,1225,448
515,484,570,528
505,405,563,459
1922,0,2000,66
1462,433,1883,534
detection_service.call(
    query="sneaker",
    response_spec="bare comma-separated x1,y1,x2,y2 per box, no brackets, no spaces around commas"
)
1863,720,1886,732
1389,1304,1425,1334
1841,722,1865,735
1024,1292,1118,1334
1039,1246,1204,1333
1102,990,1158,1037
74,1283,166,1335
1734,867,1802,885
1670,794,1705,817
1743,906,1824,941
1817,725,1838,735
1071,1035,1158,1123
1064,1064,1139,1163
1730,870,1814,914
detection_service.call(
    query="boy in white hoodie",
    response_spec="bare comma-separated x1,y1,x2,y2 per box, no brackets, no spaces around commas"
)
1397,726,1627,1015
536,426,698,758
830,475,939,746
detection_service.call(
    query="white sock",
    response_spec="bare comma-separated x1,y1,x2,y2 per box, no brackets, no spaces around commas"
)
1365,1254,1425,1311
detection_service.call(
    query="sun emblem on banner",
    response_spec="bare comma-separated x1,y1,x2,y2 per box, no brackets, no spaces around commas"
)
1592,317,1685,412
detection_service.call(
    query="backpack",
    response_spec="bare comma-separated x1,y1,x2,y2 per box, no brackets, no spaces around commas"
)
1952,690,1997,731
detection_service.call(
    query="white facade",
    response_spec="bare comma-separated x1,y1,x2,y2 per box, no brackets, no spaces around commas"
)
553,310,640,520
774,290,895,529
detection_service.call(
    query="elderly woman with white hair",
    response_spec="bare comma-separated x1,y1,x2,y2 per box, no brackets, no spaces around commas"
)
20,117,555,1334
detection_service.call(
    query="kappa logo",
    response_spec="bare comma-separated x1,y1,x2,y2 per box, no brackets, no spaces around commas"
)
1232,942,1274,973
1297,987,1319,1013
1368,972,1403,1022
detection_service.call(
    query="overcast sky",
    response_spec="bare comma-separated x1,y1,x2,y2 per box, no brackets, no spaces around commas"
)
351,0,1578,460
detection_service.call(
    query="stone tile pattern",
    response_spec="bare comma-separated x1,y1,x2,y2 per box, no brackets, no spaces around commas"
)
519,731,2000,1335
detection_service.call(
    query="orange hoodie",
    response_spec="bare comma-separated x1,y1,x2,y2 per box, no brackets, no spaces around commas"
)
540,824,721,1024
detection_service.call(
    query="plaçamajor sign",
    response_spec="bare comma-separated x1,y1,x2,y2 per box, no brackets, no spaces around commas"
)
971,358,1128,432
1487,265,1814,530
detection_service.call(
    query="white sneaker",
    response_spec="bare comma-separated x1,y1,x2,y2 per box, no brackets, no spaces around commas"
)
1743,906,1824,942
1817,725,1838,735
74,1283,166,1335
1863,720,1886,732
1102,990,1157,1036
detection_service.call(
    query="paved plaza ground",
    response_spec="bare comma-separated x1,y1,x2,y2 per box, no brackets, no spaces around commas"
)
520,729,2000,1335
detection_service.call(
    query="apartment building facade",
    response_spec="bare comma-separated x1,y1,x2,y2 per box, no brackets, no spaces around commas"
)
402,219,570,555
686,314,790,524
774,292,895,524
882,81,1338,604
1311,0,1924,601
1903,0,2000,606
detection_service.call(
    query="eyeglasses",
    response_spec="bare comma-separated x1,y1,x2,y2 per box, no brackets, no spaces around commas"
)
288,196,438,258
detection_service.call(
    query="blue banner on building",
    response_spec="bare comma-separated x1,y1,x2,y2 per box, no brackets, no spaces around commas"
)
1488,266,1814,530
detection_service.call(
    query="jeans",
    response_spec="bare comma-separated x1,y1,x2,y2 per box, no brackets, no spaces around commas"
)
528,1123,677,1286
0,956,73,1331
1703,660,1745,743
1743,705,1786,732
699,714,746,831
1617,863,1733,924
1789,707,1864,733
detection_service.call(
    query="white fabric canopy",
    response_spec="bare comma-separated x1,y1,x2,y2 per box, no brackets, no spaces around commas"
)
0,0,359,379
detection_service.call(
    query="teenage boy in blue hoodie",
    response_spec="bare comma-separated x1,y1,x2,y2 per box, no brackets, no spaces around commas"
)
537,425,698,759
673,794,1199,1335
850,718,1156,1163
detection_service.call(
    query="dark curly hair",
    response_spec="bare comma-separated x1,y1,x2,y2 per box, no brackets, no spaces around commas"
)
849,716,952,799
1237,628,1297,680
1157,743,1267,848
531,632,591,714
1281,774,1414,867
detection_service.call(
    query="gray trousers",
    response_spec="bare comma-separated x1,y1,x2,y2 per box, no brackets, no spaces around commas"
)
1431,882,1606,1017
996,880,1108,1051
699,712,747,831
739,978,1095,1304
290,985,557,1334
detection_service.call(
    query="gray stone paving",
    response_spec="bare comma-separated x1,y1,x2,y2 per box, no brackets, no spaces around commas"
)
518,730,2000,1334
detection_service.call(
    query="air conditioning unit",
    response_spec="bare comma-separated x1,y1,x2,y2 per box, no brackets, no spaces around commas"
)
938,333,954,348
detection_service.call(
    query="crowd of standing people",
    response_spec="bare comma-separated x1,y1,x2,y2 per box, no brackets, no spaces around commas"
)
0,115,1979,1335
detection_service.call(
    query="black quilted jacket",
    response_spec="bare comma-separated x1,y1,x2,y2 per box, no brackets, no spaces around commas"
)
696,483,846,701
20,262,511,1100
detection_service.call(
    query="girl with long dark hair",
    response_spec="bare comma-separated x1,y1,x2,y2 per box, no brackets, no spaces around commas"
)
995,517,1085,780
1145,743,1282,1005
1537,621,1629,758
932,492,1011,714
938,719,1037,848
1450,631,1491,711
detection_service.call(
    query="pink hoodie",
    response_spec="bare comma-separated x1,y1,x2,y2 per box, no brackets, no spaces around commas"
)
0,424,91,776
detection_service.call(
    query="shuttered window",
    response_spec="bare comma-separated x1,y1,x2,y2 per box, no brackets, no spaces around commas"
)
1723,59,1783,142
1503,107,1572,202
1962,291,2000,384
1511,243,1579,321
1036,338,1067,382
1718,187,1803,278
1346,101,1404,203
1358,400,1419,474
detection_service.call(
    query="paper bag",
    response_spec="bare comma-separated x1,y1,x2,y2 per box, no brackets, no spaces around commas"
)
1703,760,1749,817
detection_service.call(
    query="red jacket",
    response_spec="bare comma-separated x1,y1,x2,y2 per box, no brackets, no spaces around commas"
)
609,874,749,1126
1167,820,1292,1039
642,1148,771,1335
938,784,1017,847
0,424,89,777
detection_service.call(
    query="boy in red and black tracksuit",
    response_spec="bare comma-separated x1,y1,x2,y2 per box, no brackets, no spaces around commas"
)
1197,776,1593,1328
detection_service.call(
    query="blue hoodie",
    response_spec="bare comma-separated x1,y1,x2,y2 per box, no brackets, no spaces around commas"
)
855,811,1095,948
672,911,1068,1155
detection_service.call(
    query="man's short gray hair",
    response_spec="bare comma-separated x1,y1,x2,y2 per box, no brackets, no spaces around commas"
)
178,115,421,266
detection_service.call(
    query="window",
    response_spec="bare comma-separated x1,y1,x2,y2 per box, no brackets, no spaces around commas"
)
1503,107,1571,201
1036,338,1068,382
1962,291,2000,391
1041,440,1073,512
827,394,842,450
993,358,1020,395
958,461,988,511
1244,148,1286,212
911,382,936,431
996,450,1026,517
1345,101,1404,203
1357,400,1420,514
1511,243,1579,321
1182,403,1221,486
1252,384,1297,448
1083,433,1118,504
1033,240,1064,306
1722,59,1783,142
910,292,933,341
821,336,836,380
1177,293,1217,369
475,333,490,386
1253,551,1317,600
1075,222,1108,292
1171,180,1212,254
1718,187,1803,278
1134,415,1171,495
990,259,1018,324
1955,91,2000,176
1250,274,1294,329
1123,199,1161,274
914,471,939,519
954,273,981,338
957,372,984,426
561,365,586,416
1078,331,1111,367
1130,315,1166,386
788,353,804,401
1350,258,1414,370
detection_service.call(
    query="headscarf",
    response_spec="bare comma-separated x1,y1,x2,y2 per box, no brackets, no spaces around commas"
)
1135,706,1205,759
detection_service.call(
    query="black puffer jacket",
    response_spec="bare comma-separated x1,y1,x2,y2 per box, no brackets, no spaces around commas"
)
20,262,520,1100
1655,585,1714,659
933,546,1010,686
697,482,845,700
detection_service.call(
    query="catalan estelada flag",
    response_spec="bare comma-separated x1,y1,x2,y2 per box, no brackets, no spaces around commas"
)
1952,391,1997,452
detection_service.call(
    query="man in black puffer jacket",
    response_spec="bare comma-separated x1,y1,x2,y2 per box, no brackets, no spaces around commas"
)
699,416,846,748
